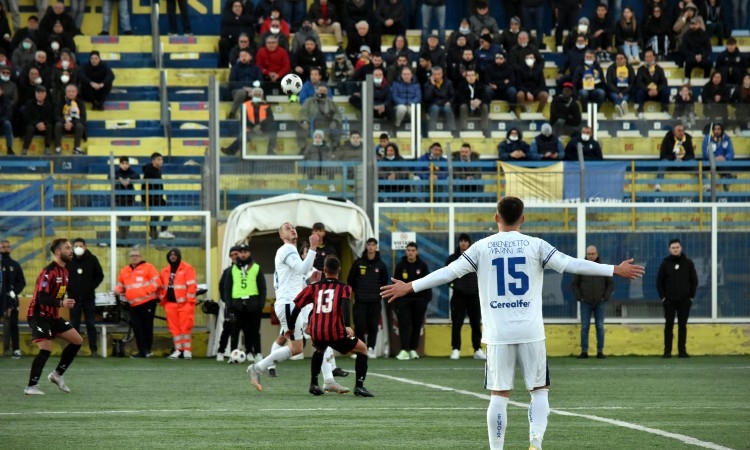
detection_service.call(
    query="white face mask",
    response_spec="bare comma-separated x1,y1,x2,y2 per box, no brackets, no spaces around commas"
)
519,42,527,48
509,135,519,141
385,154,395,160
251,96,262,102
584,59,594,65
0,75,8,82
51,41,60,51
270,27,280,34
373,77,383,85
34,77,42,85
578,25,588,34
525,58,535,67
22,42,31,50
62,60,70,69
581,134,591,142
576,43,586,50
459,27,470,34
74,247,85,256
60,74,70,83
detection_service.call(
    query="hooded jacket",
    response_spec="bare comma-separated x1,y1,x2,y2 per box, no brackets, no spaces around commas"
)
347,250,389,303
159,248,197,305
67,249,104,302
393,255,431,303
498,128,530,160
656,252,698,301
571,256,613,304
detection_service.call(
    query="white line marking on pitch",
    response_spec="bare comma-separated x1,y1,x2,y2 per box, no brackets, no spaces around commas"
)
368,372,734,450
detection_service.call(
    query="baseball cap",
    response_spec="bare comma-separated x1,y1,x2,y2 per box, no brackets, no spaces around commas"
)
562,81,574,89
237,244,250,252
359,45,371,54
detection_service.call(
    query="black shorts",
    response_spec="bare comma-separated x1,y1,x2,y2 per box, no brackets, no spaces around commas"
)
28,316,73,341
313,335,358,356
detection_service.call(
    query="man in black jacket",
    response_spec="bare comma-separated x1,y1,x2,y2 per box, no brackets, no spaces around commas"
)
21,85,54,155
456,69,490,137
572,245,613,359
216,245,241,362
143,152,174,240
634,49,670,118
347,238,389,359
113,156,139,241
67,238,105,357
1,239,27,358
446,234,484,360
656,239,698,358
549,81,581,137
393,242,431,360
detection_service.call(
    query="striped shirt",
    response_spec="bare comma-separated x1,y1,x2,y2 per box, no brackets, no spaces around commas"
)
291,278,351,342
27,262,69,319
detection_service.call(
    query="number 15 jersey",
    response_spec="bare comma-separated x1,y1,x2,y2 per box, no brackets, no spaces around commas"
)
292,278,352,342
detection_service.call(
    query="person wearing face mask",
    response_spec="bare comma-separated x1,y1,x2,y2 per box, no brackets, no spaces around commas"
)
562,17,592,52
564,125,603,161
222,86,278,156
378,142,407,200
11,38,37,78
498,127,530,160
530,123,565,161
557,34,589,85
260,17,290,49
509,31,542,71
634,49,669,118
349,66,392,122
159,248,198,360
259,6,290,36
301,129,335,186
446,18,479,53
51,50,79,106
1,239,27,359
47,20,76,55
550,82,582,137
218,0,255,68
67,238,104,357
10,15,40,56
572,49,606,108
0,67,18,110
375,0,405,36
298,83,341,148
514,52,549,114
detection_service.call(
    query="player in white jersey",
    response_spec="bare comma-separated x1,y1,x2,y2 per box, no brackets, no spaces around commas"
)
248,222,318,390
381,197,644,450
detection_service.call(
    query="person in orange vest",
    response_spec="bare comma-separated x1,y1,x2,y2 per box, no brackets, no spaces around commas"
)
114,249,160,358
221,86,278,156
160,248,198,360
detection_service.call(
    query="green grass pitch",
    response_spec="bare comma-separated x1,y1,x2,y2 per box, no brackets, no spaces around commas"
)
1,355,748,449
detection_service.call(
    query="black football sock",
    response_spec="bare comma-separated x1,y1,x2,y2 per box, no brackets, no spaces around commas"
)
29,349,51,386
355,353,368,388
56,343,81,375
311,351,324,386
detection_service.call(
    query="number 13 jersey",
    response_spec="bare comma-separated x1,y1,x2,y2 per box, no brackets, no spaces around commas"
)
292,278,352,342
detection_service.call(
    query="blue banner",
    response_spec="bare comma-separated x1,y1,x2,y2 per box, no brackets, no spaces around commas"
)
563,162,628,201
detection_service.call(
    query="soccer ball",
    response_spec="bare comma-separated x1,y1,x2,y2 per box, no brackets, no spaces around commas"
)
229,349,246,364
280,73,303,95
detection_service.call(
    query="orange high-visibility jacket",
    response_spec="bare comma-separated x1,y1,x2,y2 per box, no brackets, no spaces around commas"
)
115,261,160,307
159,261,198,305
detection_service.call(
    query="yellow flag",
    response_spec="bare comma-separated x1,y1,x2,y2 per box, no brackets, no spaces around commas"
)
499,161,564,202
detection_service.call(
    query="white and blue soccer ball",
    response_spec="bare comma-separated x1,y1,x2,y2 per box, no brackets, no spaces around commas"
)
230,349,246,364
281,73,303,96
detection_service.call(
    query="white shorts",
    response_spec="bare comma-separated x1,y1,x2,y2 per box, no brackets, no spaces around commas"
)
484,341,549,392
274,302,305,341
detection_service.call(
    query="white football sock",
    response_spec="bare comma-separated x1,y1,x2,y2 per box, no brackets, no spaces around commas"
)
321,347,334,384
529,389,549,448
257,346,291,371
487,395,509,450
268,341,283,369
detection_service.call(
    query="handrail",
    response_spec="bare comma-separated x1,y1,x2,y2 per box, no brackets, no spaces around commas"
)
150,1,162,69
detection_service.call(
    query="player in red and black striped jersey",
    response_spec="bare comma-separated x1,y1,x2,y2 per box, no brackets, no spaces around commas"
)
24,238,84,396
288,256,374,397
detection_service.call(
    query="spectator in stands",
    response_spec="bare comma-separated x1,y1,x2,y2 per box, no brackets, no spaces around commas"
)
614,6,642,64
456,68,490,137
301,129,335,183
227,49,263,119
376,0,405,36
550,82,581,137
496,16,519,53
674,84,697,128
345,20,381,66
143,152,174,240
223,86,277,156
422,65,456,136
558,34,589,85
21,85,54,156
564,125,603,160
514,51,548,114
703,0,726,45
730,0,747,31
420,33,447,70
373,132,393,160
421,0,446,45
498,127,531,160
681,17,712,82
449,47,476,87
39,1,75,39
113,156,138,241
255,0,287,27
715,38,747,87
350,67,392,122
0,6,12,56
509,31,542,71
337,129,363,162
17,66,46,107
166,0,192,35
563,17,592,53
643,4,672,60
416,142,448,194
469,1,499,37
701,71,730,123
228,33,257,65
53,84,86,155
291,37,325,82
447,18,479,54
731,74,750,131
555,0,582,47
287,0,306,31
384,34,416,67
701,122,734,191
635,49,670,118
572,49,606,109
101,0,134,36
447,33,470,73
260,18,290,49
353,45,371,71
416,53,434,86
657,122,695,192
308,0,344,50
475,33,502,75
46,20,75,57
342,0,374,36
605,52,635,117
259,6,291,37
672,2,700,60
298,83,341,147
79,50,115,111
255,35,290,84
484,52,516,105
0,67,18,110
219,0,255,68
352,50,386,82
330,49,354,95
391,65,421,128
379,142,407,200
0,84,13,154
521,1,544,39
51,49,78,105
386,53,410,82
10,16,40,52
21,50,52,89
298,66,330,105
11,37,36,78
291,19,320,54
452,143,481,198
530,123,565,161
